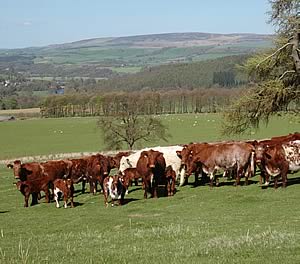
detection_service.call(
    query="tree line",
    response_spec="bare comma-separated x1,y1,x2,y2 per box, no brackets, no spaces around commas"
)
40,88,244,118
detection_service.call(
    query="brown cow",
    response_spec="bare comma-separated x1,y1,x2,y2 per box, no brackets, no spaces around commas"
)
108,151,132,170
68,158,89,193
261,140,300,188
15,181,39,207
252,132,300,185
165,165,176,196
7,160,51,204
53,178,75,208
184,142,255,187
103,175,126,207
7,159,72,205
177,143,209,186
86,154,112,194
122,168,141,194
136,149,166,198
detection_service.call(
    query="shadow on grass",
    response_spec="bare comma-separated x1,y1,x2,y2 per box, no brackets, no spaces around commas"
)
72,201,84,207
0,210,9,214
287,176,300,187
257,176,300,189
121,198,140,205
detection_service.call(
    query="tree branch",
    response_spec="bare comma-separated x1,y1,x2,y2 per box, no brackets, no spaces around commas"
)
278,70,296,80
256,42,292,69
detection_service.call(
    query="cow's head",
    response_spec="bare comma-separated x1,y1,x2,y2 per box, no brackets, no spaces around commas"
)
113,152,131,169
178,145,194,170
255,143,266,164
165,165,175,179
64,178,73,189
109,175,124,199
7,160,22,180
100,158,110,176
119,156,133,173
107,156,117,169
141,150,164,169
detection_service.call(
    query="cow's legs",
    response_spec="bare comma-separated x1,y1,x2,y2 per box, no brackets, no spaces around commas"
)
44,187,50,203
24,193,29,207
274,176,278,189
54,188,60,208
281,164,289,188
70,192,74,208
31,192,39,206
81,180,86,194
209,172,215,188
143,178,149,199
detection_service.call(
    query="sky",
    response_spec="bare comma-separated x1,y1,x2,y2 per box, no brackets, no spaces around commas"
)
0,0,274,49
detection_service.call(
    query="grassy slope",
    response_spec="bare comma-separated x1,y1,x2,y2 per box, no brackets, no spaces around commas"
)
0,114,299,263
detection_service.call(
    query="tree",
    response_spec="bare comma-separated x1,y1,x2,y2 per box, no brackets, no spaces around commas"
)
222,0,300,135
98,103,170,150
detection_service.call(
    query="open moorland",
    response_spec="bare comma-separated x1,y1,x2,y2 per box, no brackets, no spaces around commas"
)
0,113,300,263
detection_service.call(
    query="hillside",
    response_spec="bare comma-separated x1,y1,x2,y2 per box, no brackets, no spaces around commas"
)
93,54,249,91
0,32,273,78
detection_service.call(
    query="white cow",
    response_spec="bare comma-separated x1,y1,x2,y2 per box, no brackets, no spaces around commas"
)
119,145,185,185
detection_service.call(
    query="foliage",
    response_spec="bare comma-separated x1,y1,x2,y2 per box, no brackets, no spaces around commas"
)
222,0,300,134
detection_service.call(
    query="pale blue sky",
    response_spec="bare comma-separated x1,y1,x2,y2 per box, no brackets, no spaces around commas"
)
0,0,273,49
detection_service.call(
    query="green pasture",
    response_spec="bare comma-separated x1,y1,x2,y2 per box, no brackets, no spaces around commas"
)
1,167,300,263
0,113,300,263
0,113,299,160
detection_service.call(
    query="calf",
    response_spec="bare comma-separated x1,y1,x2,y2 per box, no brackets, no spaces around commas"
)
262,140,300,188
165,166,176,196
53,179,74,208
103,175,126,207
136,149,166,199
122,168,141,194
15,181,39,207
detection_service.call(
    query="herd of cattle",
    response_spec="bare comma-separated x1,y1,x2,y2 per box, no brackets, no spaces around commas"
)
6,132,300,208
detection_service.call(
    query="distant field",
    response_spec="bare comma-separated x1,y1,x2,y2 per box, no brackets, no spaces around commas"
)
1,112,300,263
33,42,272,67
0,108,40,119
0,113,299,160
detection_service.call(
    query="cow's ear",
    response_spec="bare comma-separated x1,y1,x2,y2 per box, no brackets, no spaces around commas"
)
141,151,148,158
158,152,164,158
7,164,13,169
176,150,182,159
265,152,272,160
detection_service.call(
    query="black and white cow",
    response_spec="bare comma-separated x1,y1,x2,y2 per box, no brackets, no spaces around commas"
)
103,175,126,207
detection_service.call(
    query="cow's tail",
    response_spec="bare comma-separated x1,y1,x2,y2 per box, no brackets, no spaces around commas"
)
179,166,186,187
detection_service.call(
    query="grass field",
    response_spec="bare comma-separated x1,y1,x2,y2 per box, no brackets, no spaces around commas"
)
0,113,300,263
0,113,298,160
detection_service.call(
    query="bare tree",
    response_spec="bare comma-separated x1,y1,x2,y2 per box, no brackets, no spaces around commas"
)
98,102,170,150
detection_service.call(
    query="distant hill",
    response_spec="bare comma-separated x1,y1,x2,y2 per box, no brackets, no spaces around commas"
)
45,32,273,49
0,32,273,78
